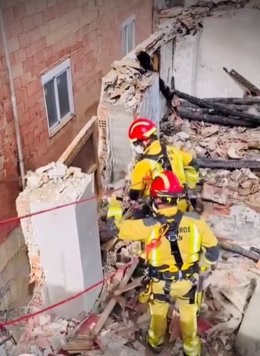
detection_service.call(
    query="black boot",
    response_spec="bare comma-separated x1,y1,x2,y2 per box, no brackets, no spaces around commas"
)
146,338,164,354
147,342,164,354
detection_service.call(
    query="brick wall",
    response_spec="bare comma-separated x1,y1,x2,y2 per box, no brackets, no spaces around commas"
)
0,0,153,229
0,27,20,241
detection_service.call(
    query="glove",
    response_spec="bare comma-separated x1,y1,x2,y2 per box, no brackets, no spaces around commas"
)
107,217,119,236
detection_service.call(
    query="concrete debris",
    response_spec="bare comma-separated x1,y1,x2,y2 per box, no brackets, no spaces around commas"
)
103,59,153,110
161,95,260,213
103,17,203,112
236,278,260,356
26,162,86,192
156,0,255,28
205,204,260,245
163,114,260,161
47,197,260,356
16,163,91,289
8,314,80,356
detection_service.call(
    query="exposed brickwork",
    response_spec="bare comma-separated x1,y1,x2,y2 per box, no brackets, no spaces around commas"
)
0,0,153,234
0,31,20,242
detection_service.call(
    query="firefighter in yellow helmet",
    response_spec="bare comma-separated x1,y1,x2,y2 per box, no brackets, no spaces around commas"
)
128,118,199,212
108,171,219,355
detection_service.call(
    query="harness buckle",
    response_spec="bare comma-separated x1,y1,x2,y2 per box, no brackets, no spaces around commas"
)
167,232,178,242
177,270,183,280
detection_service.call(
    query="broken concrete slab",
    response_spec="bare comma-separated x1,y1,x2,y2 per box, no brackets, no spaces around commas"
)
236,278,260,356
16,166,103,318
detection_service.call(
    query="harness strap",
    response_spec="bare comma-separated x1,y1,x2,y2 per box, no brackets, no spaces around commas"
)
149,264,199,281
169,211,183,269
158,211,184,269
163,279,172,301
141,142,172,171
160,143,172,171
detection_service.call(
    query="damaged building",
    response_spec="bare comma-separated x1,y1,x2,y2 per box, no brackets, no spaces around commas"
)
1,0,260,355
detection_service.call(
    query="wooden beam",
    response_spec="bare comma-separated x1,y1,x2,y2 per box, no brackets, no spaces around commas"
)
196,158,260,170
204,97,260,105
176,107,256,127
223,67,260,96
91,259,139,336
58,116,97,166
174,90,260,125
159,78,260,125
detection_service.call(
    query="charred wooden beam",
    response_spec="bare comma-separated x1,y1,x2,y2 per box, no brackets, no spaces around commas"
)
176,107,256,127
196,158,260,170
174,90,260,125
178,101,260,112
204,97,260,105
223,67,260,96
219,241,260,262
159,78,260,125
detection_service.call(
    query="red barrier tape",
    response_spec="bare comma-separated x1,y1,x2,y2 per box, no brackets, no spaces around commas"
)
0,260,135,327
0,187,120,227
0,179,150,227
0,179,145,326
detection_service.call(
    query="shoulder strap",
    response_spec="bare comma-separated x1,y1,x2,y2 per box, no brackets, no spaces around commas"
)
160,143,172,171
141,151,162,161
160,211,184,269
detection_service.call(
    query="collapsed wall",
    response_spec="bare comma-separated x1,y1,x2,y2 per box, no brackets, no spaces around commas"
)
16,163,102,318
97,17,201,186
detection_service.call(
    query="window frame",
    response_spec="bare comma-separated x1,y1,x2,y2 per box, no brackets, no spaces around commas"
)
122,14,136,56
41,58,75,137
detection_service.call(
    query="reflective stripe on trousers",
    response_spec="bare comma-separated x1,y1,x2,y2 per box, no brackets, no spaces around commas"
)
145,279,201,356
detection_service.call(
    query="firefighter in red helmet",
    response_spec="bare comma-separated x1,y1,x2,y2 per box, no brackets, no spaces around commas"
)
127,117,199,212
108,171,219,355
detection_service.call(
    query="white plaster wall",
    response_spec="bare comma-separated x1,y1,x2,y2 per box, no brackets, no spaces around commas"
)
160,41,174,88
109,73,167,183
138,73,163,129
174,8,260,97
173,33,200,95
30,175,102,318
109,104,134,182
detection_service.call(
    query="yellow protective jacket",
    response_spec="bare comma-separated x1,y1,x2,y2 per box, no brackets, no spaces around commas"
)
130,140,198,199
118,207,219,272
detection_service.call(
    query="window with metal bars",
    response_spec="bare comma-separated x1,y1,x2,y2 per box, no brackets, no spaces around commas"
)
122,15,135,56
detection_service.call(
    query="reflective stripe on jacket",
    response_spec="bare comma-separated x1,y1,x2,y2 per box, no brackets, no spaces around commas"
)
130,140,197,196
118,209,219,272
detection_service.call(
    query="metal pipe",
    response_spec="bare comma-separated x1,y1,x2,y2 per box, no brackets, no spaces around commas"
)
0,9,25,188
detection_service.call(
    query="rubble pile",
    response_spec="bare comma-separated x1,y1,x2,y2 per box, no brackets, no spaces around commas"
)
156,0,258,27
161,95,260,209
163,115,260,160
59,231,260,356
103,17,203,112
201,169,260,207
5,314,80,356
103,59,154,110
24,162,88,202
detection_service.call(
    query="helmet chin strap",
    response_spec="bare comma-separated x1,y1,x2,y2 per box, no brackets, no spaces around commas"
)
152,197,179,215
131,139,150,155
133,144,145,154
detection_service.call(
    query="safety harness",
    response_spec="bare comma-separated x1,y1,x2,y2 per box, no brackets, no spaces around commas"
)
147,211,198,302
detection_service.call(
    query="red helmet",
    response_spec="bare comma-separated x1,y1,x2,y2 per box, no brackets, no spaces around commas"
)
150,171,184,199
128,118,157,143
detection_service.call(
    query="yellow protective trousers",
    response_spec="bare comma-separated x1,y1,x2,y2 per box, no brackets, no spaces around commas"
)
140,278,201,356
